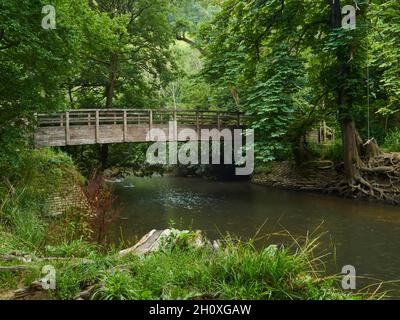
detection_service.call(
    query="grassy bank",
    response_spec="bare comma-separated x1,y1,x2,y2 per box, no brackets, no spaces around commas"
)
1,227,364,300
0,149,370,300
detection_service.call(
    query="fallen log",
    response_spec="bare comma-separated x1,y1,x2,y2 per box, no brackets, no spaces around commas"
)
13,281,49,300
0,266,30,272
119,229,211,257
119,229,170,256
0,253,92,264
0,254,33,263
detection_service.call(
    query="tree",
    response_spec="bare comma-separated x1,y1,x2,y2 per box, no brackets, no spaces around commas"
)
199,0,400,201
370,0,400,125
0,0,94,175
69,0,177,168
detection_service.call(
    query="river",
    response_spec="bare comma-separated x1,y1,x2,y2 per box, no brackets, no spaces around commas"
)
111,175,400,295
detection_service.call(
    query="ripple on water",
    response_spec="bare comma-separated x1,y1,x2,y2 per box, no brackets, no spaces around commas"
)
157,190,221,210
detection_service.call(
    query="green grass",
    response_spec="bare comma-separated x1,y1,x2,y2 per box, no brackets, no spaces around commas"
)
0,148,85,249
49,235,359,300
0,220,380,300
307,140,343,164
383,129,400,152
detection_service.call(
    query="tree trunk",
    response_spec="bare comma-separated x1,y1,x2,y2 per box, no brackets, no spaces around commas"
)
294,134,312,164
364,138,381,159
100,144,109,170
105,53,118,109
330,0,362,183
100,53,118,169
341,119,362,182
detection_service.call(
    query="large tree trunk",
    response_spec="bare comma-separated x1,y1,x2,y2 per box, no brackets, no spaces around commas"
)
100,53,118,169
341,119,362,182
100,144,109,170
330,0,362,183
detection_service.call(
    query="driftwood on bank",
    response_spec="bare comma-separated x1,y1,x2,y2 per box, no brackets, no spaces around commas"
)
118,229,215,257
76,229,218,300
119,229,171,256
6,229,217,300
0,253,33,263
0,253,92,264
13,281,48,300
1,253,92,300
0,265,30,272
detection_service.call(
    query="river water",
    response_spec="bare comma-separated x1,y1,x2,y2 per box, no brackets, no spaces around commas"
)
111,176,400,295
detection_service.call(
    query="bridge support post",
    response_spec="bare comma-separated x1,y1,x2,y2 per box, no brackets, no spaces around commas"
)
95,110,99,143
123,110,127,142
149,110,153,131
173,110,177,141
65,112,70,145
196,111,200,134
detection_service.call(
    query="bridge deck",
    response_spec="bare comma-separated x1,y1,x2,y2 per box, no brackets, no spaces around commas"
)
34,109,244,147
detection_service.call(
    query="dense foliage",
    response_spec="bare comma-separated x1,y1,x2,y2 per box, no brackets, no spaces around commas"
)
1,0,400,169
199,0,400,162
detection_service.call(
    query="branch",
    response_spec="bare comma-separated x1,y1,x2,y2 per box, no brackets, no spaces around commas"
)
87,55,110,66
128,4,154,26
0,266,30,272
176,32,205,55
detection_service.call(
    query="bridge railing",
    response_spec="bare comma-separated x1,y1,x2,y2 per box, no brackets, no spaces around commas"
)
36,109,245,129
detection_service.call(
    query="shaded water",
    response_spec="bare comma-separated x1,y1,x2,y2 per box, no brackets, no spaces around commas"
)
111,176,400,294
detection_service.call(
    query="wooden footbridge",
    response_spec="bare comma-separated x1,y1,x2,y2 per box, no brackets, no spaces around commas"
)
34,109,245,147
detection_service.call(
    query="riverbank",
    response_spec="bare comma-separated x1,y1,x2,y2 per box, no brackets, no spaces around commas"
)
0,226,369,300
252,161,340,192
252,160,400,206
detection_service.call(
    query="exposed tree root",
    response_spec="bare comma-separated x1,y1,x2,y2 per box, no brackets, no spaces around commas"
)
253,151,400,205
329,152,400,204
